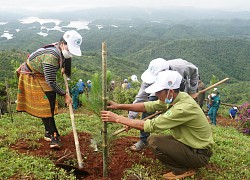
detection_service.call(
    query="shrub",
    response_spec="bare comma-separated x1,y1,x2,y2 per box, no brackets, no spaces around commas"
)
236,102,250,135
112,86,140,104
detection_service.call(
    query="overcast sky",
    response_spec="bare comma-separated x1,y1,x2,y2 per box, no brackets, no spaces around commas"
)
1,0,250,12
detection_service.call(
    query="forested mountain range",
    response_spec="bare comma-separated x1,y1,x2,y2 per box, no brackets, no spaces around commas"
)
0,7,249,104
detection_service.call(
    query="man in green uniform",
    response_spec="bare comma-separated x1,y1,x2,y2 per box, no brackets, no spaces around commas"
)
70,84,80,110
207,89,220,125
101,70,214,179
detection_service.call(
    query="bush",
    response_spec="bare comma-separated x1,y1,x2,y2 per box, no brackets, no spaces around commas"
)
236,102,250,135
111,87,140,104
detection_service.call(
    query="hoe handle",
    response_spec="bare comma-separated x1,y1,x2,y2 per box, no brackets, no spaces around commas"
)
63,74,84,169
197,77,229,95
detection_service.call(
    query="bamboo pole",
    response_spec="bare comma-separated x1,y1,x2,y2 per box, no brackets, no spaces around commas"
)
197,77,229,95
102,42,108,177
63,74,84,169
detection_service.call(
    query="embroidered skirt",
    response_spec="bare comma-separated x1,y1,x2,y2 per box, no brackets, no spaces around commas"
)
16,73,58,118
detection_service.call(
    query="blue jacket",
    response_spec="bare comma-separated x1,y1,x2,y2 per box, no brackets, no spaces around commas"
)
76,81,85,92
229,108,237,116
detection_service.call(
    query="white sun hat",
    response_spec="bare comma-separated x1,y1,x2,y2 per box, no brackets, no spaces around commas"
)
131,75,138,82
63,30,82,56
141,58,169,84
145,70,183,93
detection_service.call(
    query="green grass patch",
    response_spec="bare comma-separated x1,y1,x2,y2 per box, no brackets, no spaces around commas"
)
0,112,249,179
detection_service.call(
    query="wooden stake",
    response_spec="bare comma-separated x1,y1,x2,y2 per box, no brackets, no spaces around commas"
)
102,42,108,177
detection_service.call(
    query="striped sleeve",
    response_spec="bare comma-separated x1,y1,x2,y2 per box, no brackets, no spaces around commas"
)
43,63,66,96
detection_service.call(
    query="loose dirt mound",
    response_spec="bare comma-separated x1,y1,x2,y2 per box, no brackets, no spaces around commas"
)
11,132,156,180
216,116,237,127
10,115,237,179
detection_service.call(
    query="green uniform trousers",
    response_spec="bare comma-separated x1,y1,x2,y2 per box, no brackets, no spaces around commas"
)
208,107,219,125
147,135,212,175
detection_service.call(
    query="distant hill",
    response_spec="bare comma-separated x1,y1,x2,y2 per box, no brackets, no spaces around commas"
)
124,38,250,83
0,13,250,104
1,17,250,82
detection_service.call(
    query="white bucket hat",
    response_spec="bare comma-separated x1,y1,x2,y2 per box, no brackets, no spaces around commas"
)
141,58,169,84
145,70,183,93
63,30,82,56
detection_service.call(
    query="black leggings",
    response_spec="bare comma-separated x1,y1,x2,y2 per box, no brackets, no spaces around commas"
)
45,91,56,116
41,91,59,136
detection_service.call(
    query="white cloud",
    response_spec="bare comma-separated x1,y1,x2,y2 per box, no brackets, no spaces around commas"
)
63,21,90,30
0,22,8,25
96,25,103,30
19,16,90,31
37,32,48,37
20,17,61,25
1,32,13,40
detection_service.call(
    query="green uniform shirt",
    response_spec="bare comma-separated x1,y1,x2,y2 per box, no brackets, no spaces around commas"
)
144,92,214,149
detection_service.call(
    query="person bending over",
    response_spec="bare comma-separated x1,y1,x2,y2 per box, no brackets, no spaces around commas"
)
16,30,82,149
128,58,199,151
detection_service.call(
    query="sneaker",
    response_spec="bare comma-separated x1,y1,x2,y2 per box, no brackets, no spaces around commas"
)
163,170,195,180
130,141,147,151
44,131,51,142
50,132,62,149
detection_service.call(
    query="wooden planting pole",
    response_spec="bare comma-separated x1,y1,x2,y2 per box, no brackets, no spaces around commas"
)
102,42,108,177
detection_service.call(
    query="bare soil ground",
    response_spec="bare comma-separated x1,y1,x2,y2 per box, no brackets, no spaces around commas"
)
10,109,237,180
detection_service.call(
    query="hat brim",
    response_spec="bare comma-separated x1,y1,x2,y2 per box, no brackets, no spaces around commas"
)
145,83,165,94
68,44,81,56
141,69,156,84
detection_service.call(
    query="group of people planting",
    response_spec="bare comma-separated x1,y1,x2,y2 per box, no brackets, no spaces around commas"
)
16,30,220,179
